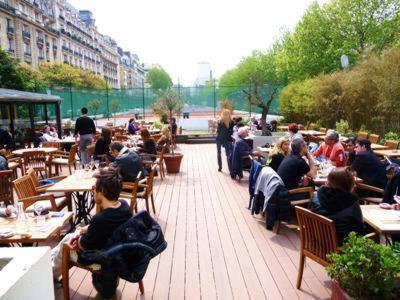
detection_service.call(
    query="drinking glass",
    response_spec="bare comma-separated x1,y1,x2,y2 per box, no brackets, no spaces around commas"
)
30,142,34,149
94,160,100,170
34,203,45,226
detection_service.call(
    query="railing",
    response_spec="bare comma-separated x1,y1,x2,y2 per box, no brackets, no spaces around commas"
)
8,49,15,53
37,37,44,44
7,26,14,34
22,30,31,39
0,1,15,13
24,52,31,57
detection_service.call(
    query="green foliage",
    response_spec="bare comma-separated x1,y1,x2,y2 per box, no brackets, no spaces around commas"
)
335,119,351,135
151,89,182,119
88,99,101,114
110,100,119,125
326,233,400,299
64,119,73,129
0,48,25,90
152,120,164,130
146,67,173,91
16,63,48,92
384,132,400,142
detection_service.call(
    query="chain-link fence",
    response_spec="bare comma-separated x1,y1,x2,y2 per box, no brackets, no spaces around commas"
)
48,85,283,120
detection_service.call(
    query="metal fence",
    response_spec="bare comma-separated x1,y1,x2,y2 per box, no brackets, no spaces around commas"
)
48,85,283,120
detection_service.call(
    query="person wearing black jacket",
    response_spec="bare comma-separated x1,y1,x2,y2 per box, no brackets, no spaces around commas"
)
351,139,387,195
74,107,96,165
216,109,234,172
137,128,157,161
268,137,289,172
94,127,112,161
110,142,144,182
313,167,364,245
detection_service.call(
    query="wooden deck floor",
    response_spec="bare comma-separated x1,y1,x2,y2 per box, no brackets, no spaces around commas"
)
55,143,331,300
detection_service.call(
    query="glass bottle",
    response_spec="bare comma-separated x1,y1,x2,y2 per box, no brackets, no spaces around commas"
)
14,202,28,235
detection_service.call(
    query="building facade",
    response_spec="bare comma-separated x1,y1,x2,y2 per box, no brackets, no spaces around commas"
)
0,0,147,89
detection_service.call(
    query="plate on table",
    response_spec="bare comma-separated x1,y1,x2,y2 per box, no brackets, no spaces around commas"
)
0,229,14,238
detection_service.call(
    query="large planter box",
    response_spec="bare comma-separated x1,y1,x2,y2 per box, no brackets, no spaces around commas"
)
164,153,183,173
331,279,350,300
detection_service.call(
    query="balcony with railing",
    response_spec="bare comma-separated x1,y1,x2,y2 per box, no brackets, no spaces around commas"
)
0,1,15,13
7,26,14,35
36,37,44,45
22,30,31,39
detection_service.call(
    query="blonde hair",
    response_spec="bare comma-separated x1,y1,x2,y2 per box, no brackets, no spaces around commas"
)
269,137,290,157
161,127,170,139
219,109,232,127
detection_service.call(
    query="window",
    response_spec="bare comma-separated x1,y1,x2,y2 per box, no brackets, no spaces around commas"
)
38,47,44,58
8,38,14,51
23,42,31,54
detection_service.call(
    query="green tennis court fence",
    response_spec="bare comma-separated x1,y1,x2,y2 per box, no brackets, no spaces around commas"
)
48,85,283,120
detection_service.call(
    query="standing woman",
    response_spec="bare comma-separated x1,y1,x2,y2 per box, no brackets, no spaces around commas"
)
216,109,234,172
269,137,290,171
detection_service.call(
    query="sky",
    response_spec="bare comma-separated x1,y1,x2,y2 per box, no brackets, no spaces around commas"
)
68,0,329,86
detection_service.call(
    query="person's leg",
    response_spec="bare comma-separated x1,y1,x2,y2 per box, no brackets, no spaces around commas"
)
216,140,222,171
51,233,75,279
223,141,232,172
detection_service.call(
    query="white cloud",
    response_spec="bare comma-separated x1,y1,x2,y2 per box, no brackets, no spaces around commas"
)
68,0,329,85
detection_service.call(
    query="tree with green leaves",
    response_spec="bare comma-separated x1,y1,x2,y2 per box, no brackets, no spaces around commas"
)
110,100,120,126
151,89,182,120
146,67,173,91
0,49,25,90
88,99,101,125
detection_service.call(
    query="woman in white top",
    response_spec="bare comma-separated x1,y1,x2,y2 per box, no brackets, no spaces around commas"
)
42,125,58,142
287,123,303,141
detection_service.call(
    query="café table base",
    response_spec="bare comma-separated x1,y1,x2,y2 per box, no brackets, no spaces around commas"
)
71,191,95,226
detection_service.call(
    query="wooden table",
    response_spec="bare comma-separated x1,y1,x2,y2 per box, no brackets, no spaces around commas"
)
277,125,288,131
300,130,325,136
0,212,73,245
371,144,389,151
313,170,362,185
58,137,78,144
47,171,96,226
361,205,400,235
319,135,348,142
373,149,400,158
12,147,58,156
257,146,274,158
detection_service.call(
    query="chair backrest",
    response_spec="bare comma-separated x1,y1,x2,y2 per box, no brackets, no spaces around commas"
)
85,144,96,158
13,175,37,199
158,146,166,164
368,134,379,144
319,127,327,133
42,141,60,149
308,123,316,130
121,171,142,214
26,168,40,188
69,144,78,163
114,128,125,135
0,170,13,204
23,150,46,171
114,135,128,142
295,206,338,266
384,139,399,150
357,131,368,140
146,165,157,196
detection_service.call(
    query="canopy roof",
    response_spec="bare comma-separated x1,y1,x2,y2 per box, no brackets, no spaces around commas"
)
0,88,60,103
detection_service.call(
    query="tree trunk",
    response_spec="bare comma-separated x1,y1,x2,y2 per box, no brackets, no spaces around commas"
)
261,107,269,136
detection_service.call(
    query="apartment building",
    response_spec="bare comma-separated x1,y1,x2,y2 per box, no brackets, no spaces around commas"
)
0,0,148,89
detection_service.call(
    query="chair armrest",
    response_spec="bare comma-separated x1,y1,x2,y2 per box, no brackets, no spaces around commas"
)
289,187,315,199
138,183,149,188
8,157,22,164
356,182,384,194
139,178,147,184
19,194,57,210
36,184,55,192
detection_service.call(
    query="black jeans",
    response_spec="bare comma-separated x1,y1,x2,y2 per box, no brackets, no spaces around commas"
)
216,140,231,169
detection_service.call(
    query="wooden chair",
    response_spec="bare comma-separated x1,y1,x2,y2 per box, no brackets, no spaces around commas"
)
119,172,142,214
85,144,96,161
295,206,338,289
49,144,78,175
0,170,14,205
114,128,125,135
384,140,399,150
42,141,61,149
274,187,315,235
357,132,368,140
355,182,384,204
22,150,48,178
114,135,128,142
368,134,380,144
12,175,71,212
137,165,157,214
140,146,166,180
5,153,23,178
319,127,327,133
61,243,144,300
26,168,66,194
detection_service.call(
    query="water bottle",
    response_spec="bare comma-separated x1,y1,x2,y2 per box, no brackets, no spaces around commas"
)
15,202,28,235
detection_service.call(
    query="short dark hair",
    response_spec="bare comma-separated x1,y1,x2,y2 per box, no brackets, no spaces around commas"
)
291,138,306,155
288,123,299,133
81,107,88,114
346,137,357,145
110,141,124,152
327,167,355,192
270,120,278,126
356,139,371,150
94,167,122,201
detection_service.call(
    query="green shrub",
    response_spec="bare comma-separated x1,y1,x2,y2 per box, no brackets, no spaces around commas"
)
384,131,400,142
152,120,164,130
335,119,350,135
326,233,400,299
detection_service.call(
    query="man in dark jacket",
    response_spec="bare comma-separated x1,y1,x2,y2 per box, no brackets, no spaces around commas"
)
109,142,144,181
351,139,387,191
0,127,13,149
74,107,96,165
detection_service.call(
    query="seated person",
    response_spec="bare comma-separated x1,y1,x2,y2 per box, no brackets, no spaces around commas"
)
51,167,132,296
277,138,317,191
109,142,143,182
157,127,170,153
0,127,14,149
351,139,387,191
269,137,290,172
94,128,112,161
313,167,364,245
313,131,345,167
266,120,278,132
127,118,139,135
168,118,178,137
42,125,58,142
137,128,157,159
0,149,9,171
345,137,357,165
287,123,303,141
50,127,59,139
229,127,260,179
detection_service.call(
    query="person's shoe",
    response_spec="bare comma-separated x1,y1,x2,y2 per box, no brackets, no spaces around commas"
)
218,167,222,172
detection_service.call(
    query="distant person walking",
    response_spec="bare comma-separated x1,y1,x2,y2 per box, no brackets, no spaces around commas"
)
216,109,234,172
183,102,190,119
74,107,96,166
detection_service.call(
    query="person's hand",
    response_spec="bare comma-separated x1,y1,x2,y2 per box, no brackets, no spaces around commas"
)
252,151,261,156
5,205,16,216
67,233,80,250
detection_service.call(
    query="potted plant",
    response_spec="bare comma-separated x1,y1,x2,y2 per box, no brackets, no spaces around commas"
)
151,89,183,173
63,119,73,136
326,233,400,300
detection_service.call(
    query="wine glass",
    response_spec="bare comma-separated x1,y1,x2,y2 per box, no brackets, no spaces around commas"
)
30,142,34,149
94,160,100,170
34,203,45,226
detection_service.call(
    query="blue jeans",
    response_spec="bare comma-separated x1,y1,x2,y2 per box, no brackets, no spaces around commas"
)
216,140,231,169
79,134,93,165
